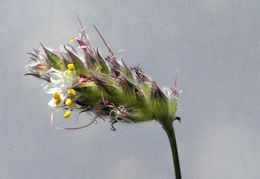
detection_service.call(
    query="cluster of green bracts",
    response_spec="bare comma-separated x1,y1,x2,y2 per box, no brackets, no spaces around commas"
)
26,26,179,130
26,23,182,178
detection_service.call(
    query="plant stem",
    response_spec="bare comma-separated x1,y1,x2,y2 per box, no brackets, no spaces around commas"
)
161,120,182,179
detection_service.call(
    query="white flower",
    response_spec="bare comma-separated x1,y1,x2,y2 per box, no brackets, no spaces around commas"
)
43,67,77,108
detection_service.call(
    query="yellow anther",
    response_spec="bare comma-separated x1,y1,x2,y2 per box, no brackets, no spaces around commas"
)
67,88,76,96
65,98,72,106
69,37,75,43
54,98,61,105
53,92,60,100
63,111,72,119
67,64,75,71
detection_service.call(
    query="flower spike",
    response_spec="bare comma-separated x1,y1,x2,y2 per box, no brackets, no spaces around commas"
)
25,19,182,179
25,22,180,130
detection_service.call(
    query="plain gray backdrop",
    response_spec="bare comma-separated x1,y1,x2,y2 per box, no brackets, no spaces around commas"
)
0,0,259,178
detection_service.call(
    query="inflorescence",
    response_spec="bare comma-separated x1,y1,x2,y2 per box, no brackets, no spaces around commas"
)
26,22,181,131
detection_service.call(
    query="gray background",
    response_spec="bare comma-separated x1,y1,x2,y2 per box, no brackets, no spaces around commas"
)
0,0,259,178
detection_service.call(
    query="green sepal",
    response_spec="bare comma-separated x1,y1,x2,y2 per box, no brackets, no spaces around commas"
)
64,45,87,74
150,83,170,120
41,44,62,70
167,99,177,122
120,58,134,80
96,49,110,74
75,81,102,106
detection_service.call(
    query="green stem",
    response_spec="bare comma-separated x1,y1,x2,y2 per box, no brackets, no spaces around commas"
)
161,120,182,179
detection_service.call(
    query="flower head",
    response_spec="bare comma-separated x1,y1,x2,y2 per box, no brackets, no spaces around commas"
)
26,22,180,130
